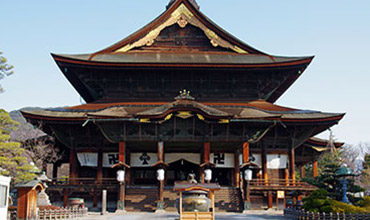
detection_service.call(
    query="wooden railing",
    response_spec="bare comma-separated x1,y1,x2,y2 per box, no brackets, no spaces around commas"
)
49,177,117,186
248,179,317,190
284,208,370,220
250,179,310,186
38,207,88,219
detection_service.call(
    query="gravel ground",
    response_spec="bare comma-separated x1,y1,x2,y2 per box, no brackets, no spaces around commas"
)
78,210,285,220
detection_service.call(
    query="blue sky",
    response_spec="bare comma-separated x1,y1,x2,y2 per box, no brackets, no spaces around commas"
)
0,0,369,145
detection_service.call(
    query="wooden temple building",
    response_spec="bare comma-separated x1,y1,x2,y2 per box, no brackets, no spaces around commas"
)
22,0,344,212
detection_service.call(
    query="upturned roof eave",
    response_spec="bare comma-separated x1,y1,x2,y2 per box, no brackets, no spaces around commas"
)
51,52,314,68
20,103,345,125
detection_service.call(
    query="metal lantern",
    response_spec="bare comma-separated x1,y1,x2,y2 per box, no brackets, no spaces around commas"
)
204,169,212,182
157,169,165,181
116,170,125,183
244,169,253,181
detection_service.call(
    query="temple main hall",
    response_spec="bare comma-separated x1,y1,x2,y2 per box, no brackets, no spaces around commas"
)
22,0,344,212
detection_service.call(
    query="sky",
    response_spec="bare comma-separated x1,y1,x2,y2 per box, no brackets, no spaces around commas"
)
0,0,369,145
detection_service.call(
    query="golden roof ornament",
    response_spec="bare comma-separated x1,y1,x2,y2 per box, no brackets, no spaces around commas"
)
175,89,195,100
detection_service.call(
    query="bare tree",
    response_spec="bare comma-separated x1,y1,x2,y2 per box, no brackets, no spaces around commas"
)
10,111,63,171
341,142,370,193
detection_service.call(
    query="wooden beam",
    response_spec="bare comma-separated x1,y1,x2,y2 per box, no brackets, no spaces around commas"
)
313,160,318,177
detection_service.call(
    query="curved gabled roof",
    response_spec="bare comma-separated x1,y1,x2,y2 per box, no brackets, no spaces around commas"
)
91,0,266,56
52,0,313,67
51,0,315,103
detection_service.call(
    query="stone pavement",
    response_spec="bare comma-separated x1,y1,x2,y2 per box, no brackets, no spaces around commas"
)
78,210,285,220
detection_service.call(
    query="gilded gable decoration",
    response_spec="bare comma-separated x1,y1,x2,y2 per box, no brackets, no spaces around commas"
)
114,3,248,54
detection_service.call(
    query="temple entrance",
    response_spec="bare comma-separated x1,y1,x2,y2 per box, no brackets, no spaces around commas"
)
166,159,199,185
212,168,233,186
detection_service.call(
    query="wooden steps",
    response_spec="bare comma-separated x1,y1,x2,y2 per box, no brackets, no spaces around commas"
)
214,188,242,212
125,187,157,212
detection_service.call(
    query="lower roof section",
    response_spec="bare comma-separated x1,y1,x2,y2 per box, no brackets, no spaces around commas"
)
53,53,312,67
21,99,344,124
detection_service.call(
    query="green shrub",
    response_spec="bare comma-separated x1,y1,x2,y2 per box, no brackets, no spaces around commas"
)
303,189,333,213
359,196,370,208
331,200,370,213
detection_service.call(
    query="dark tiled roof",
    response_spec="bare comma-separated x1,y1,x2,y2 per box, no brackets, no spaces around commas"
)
21,100,344,123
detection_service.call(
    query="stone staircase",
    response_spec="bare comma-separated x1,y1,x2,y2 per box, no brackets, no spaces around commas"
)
125,187,158,212
125,186,242,212
214,187,242,212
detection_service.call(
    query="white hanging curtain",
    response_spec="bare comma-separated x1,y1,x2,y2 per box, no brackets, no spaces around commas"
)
267,154,288,169
238,153,262,168
165,153,200,165
210,153,235,168
102,152,119,168
130,153,158,167
77,153,98,167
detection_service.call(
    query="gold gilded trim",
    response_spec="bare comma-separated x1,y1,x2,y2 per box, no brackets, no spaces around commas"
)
176,111,193,119
114,3,248,54
164,113,173,121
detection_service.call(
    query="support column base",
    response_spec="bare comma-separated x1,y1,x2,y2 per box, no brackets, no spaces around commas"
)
116,201,126,213
155,201,165,213
242,201,251,213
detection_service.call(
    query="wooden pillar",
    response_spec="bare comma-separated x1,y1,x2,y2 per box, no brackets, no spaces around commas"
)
313,160,318,178
117,141,126,211
234,151,240,187
242,142,249,163
52,163,58,179
201,142,211,183
284,168,289,186
300,165,306,178
289,147,296,185
63,189,68,207
262,146,268,185
119,142,125,164
158,141,164,162
97,150,103,185
268,191,273,209
242,142,251,211
126,148,131,185
276,192,279,209
69,149,78,184
157,141,165,210
93,192,98,208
